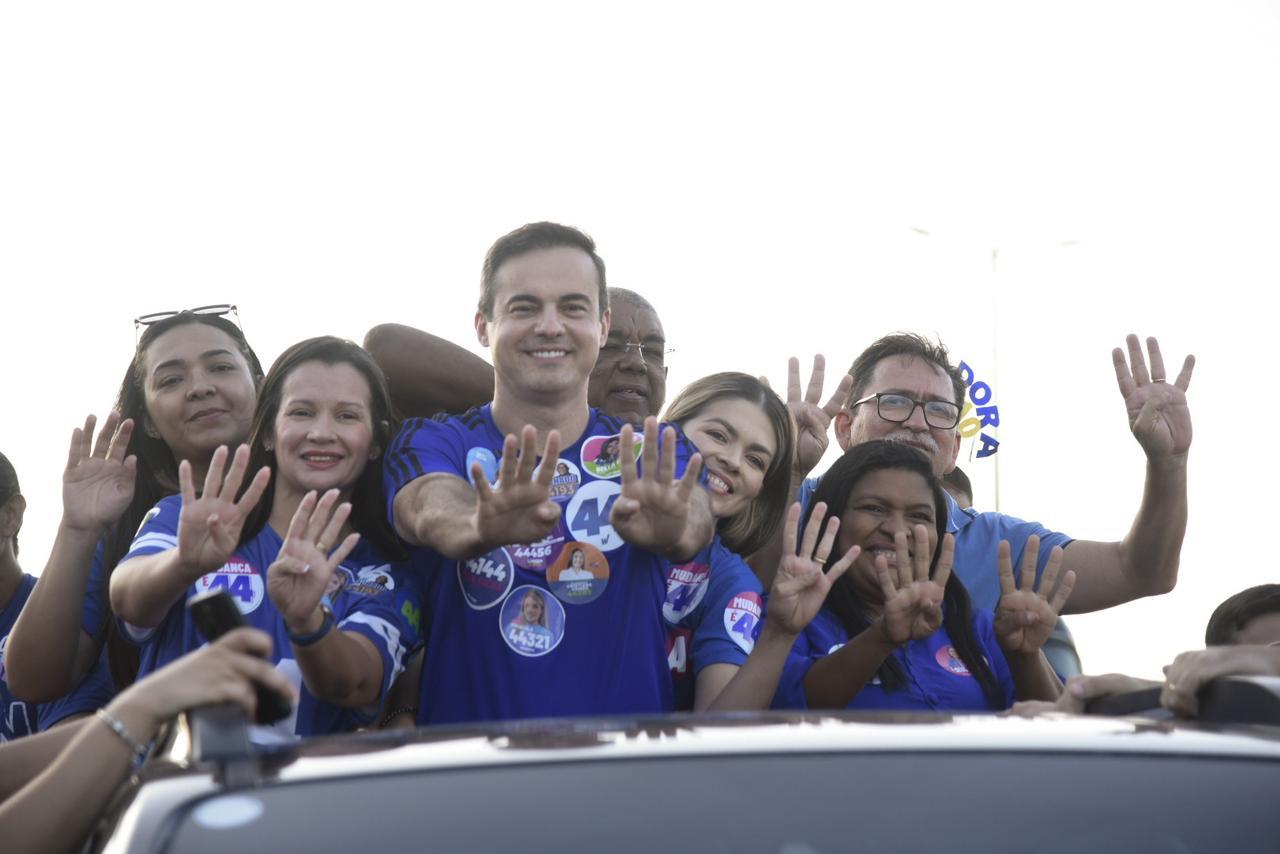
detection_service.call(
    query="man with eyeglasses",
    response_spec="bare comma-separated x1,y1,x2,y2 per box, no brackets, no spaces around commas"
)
773,332,1194,620
365,288,668,425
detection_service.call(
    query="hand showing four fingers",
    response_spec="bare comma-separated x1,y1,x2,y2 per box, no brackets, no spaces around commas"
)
776,355,852,479
878,527,953,646
176,445,272,574
1113,334,1194,461
767,501,859,635
993,535,1076,655
267,490,361,629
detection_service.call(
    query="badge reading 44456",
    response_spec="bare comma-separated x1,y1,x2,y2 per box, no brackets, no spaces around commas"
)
196,562,265,614
565,480,623,552
457,548,515,610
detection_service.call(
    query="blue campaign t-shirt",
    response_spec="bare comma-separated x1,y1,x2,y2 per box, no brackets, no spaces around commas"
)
773,607,1015,712
799,477,1073,611
1,574,39,741
121,495,421,736
384,405,698,724
664,536,765,711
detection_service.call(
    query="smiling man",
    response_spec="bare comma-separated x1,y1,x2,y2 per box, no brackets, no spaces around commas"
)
365,287,668,425
384,222,712,724
791,332,1194,617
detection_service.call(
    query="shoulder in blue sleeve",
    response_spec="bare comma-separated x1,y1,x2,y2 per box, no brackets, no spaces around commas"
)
1,574,40,740
383,407,504,524
121,495,183,563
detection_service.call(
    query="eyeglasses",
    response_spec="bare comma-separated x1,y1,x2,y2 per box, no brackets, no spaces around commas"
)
134,304,240,329
134,304,241,343
851,392,961,429
599,340,675,369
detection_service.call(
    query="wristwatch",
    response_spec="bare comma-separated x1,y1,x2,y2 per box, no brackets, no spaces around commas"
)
287,596,335,646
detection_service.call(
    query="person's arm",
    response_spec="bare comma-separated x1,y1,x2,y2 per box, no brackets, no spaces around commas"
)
700,502,858,712
379,646,424,729
1161,645,1280,717
392,426,562,558
609,418,713,562
1060,335,1194,613
748,356,850,587
7,413,135,702
364,323,494,418
992,538,1075,702
111,446,271,628
0,628,294,854
804,529,952,708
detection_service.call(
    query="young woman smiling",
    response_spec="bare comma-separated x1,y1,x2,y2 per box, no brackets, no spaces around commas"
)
774,440,1074,712
662,372,858,711
109,337,419,735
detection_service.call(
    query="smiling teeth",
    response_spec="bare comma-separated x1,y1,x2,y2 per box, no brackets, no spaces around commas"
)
531,350,567,358
707,474,731,494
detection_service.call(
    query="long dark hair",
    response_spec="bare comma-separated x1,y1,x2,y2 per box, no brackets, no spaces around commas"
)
237,336,405,560
808,440,1004,709
102,313,264,689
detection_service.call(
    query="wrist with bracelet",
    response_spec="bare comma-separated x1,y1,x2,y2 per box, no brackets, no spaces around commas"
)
287,595,335,646
96,708,152,769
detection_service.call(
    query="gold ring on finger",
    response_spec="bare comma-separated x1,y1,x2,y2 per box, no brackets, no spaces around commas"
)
316,542,329,554
814,556,828,566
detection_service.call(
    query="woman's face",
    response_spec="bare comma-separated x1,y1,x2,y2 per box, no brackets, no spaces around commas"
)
836,467,939,599
681,397,777,521
521,592,544,624
142,323,257,467
271,360,376,497
570,549,585,568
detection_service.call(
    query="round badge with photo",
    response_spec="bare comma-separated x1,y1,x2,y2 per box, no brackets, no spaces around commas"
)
545,457,582,502
457,547,515,610
465,446,500,487
565,479,624,552
500,585,566,658
663,560,711,623
722,591,764,654
580,433,641,480
547,542,610,605
935,645,972,676
509,516,569,573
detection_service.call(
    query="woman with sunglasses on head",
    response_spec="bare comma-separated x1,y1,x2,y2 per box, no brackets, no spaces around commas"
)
773,440,1074,712
109,337,419,735
661,373,859,712
6,307,263,720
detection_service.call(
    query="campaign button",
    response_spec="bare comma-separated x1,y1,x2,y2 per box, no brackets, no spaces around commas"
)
723,591,764,654
580,433,641,480
546,458,582,502
510,517,568,573
195,561,265,614
499,585,565,658
565,480,623,552
457,548,515,610
547,542,610,605
465,447,499,487
663,560,711,624
935,645,972,676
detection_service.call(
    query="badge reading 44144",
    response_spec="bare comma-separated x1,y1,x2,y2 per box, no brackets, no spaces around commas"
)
566,480,623,552
458,548,515,610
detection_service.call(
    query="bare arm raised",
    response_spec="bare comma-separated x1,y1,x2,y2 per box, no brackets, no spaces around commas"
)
8,414,135,702
393,426,562,559
109,445,270,628
1061,335,1194,613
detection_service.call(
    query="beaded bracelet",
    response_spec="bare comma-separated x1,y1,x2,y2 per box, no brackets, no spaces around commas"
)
379,705,418,728
96,708,151,766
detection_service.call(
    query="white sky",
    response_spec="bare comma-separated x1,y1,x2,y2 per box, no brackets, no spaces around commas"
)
2,1,1278,678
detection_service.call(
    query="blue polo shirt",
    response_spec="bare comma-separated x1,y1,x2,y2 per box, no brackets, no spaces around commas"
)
1,574,38,741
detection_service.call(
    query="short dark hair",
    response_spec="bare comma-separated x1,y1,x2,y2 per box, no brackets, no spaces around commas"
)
807,441,1005,709
1205,584,1280,646
845,333,966,409
479,222,608,320
238,336,404,560
0,450,20,556
942,466,973,504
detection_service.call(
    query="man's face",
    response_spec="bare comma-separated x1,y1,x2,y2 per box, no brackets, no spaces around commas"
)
476,246,609,400
834,355,961,476
588,298,666,424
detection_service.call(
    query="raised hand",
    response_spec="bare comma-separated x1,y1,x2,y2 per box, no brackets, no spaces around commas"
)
473,426,562,548
62,412,137,534
993,536,1076,655
267,490,361,628
1113,334,1194,461
610,417,704,553
766,501,859,635
176,445,272,573
878,526,952,646
1161,645,1280,717
771,355,852,478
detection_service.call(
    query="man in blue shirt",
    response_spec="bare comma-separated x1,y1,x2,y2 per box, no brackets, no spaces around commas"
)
765,332,1194,618
386,222,714,723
